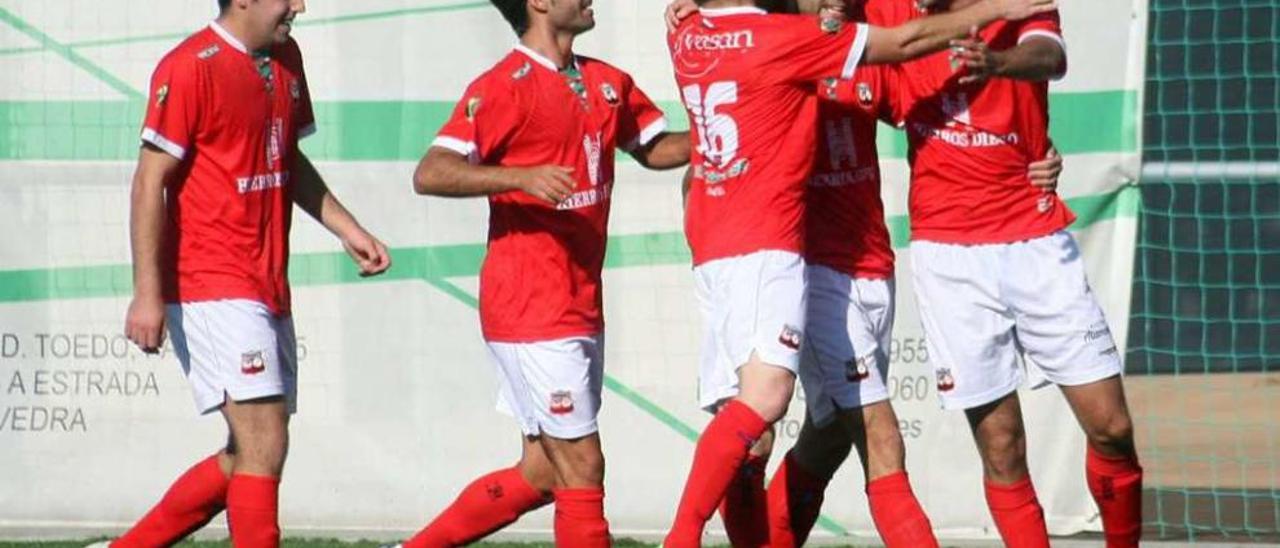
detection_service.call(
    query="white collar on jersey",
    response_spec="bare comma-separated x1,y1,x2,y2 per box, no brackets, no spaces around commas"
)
699,6,767,17
209,21,249,54
514,43,579,72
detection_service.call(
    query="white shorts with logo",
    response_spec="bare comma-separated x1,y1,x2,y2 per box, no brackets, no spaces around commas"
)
694,250,807,413
487,335,604,439
166,299,298,415
799,266,895,427
910,230,1123,410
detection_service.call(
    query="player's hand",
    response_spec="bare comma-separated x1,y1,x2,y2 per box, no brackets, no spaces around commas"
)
952,27,1004,84
514,165,577,205
125,294,166,354
995,0,1056,21
665,0,698,33
342,230,392,277
1027,146,1062,192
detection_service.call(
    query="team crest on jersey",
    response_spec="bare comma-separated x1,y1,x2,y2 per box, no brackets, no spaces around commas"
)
845,355,874,382
936,368,956,392
600,83,619,105
241,351,267,376
512,62,532,80
155,84,169,107
822,78,839,100
857,82,874,107
197,44,221,59
465,97,481,122
486,482,505,501
777,325,803,351
549,390,575,415
1037,194,1054,213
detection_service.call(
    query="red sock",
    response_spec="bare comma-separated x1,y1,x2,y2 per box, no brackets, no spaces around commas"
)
984,476,1050,548
718,453,769,548
226,474,280,548
404,466,550,548
553,487,610,548
114,454,229,548
765,451,829,548
1086,446,1143,548
866,471,939,548
665,400,769,548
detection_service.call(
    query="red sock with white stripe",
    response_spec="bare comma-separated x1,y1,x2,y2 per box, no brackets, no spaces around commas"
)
113,454,229,548
665,400,769,548
227,474,280,548
984,476,1050,548
718,453,769,547
866,471,939,548
404,466,551,548
1086,445,1143,547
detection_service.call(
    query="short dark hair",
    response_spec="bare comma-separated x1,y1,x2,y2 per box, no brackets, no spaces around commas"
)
491,0,530,36
218,0,231,11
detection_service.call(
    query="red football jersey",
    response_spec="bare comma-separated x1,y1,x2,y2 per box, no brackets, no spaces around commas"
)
805,65,904,279
669,7,869,265
434,46,666,342
142,23,316,316
866,3,1075,244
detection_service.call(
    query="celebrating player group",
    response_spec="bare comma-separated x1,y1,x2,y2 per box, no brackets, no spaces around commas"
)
109,0,1143,547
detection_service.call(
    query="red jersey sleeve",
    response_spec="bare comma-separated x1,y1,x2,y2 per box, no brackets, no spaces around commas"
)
432,77,525,163
1016,10,1067,75
141,56,204,160
282,39,316,139
828,64,909,125
768,16,871,84
616,75,668,153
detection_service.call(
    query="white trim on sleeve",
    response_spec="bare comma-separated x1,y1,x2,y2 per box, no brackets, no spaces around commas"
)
141,128,186,160
623,117,669,152
432,136,476,156
1017,30,1068,80
841,23,870,80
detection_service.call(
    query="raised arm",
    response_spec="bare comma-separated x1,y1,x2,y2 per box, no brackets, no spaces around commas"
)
413,146,576,205
863,0,1056,64
293,152,391,277
124,145,182,353
952,29,1067,84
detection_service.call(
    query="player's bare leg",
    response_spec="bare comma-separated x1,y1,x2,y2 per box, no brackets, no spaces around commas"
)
667,354,791,547
220,396,289,548
965,392,1050,548
539,433,610,547
1060,375,1143,547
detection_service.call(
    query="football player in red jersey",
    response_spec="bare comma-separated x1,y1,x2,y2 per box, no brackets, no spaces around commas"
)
402,1,689,546
660,0,1057,545
115,1,391,547
862,0,1143,545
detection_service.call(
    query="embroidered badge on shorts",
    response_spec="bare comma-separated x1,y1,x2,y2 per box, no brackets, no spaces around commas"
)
778,325,803,351
549,390,575,415
935,367,956,392
240,350,267,376
845,354,874,382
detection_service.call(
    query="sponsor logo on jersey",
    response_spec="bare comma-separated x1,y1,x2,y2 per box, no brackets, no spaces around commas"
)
778,325,803,351
237,171,289,194
466,97,481,122
155,84,169,107
857,82,873,106
583,132,602,186
600,83,619,105
549,390,575,415
556,182,612,211
845,354,874,382
822,78,840,100
241,351,267,375
266,118,283,170
197,44,221,59
936,368,956,392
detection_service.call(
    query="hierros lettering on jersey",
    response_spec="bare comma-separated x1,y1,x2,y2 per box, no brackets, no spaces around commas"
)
557,132,610,210
910,93,1022,149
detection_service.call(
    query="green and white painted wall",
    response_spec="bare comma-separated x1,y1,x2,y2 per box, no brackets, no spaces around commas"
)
0,0,1145,540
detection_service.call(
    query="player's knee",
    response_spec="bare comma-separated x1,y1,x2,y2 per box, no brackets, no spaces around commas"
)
749,427,778,460
1086,413,1135,454
977,428,1027,480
